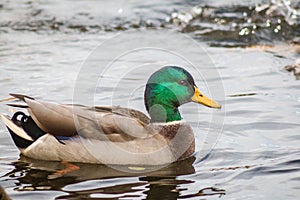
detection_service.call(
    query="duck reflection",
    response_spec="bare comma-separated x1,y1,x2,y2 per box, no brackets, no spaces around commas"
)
3,155,225,199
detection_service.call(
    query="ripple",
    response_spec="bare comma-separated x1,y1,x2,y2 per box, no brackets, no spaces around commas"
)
0,1,299,48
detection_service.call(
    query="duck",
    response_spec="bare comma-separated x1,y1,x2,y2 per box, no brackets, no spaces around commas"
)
0,66,221,165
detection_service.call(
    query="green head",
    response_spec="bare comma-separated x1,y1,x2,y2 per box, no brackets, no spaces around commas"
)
144,66,221,123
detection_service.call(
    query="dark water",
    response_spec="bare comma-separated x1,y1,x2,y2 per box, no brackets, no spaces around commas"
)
0,0,300,199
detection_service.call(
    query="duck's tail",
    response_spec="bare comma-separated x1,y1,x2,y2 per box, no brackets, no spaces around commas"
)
0,112,46,149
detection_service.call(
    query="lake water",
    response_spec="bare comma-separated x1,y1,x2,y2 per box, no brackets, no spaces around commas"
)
0,0,299,199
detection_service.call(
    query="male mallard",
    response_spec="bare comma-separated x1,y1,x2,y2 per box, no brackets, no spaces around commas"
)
0,66,221,165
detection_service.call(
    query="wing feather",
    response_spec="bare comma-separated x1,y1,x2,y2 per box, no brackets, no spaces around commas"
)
7,94,152,140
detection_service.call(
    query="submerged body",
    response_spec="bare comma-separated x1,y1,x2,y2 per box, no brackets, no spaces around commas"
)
1,66,220,165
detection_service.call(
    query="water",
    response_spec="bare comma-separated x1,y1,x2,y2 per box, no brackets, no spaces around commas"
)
0,0,299,199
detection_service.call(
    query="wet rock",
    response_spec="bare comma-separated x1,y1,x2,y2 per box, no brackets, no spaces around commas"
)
169,1,300,47
285,59,300,80
0,186,11,200
292,37,300,45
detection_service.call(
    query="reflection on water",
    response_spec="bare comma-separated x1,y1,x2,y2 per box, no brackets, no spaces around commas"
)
1,156,225,199
0,0,300,199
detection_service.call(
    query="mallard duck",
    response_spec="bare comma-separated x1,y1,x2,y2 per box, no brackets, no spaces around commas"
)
0,66,221,165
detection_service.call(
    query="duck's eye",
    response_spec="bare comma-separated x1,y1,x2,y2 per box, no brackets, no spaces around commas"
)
178,80,188,86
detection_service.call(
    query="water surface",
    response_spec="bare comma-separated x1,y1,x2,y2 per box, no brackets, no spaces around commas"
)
0,0,299,199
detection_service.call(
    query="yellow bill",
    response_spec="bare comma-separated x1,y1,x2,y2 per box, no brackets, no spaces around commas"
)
191,86,221,109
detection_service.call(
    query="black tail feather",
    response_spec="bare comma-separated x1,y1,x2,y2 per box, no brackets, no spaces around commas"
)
6,103,29,108
7,127,34,149
9,112,46,148
9,94,34,102
12,112,46,140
